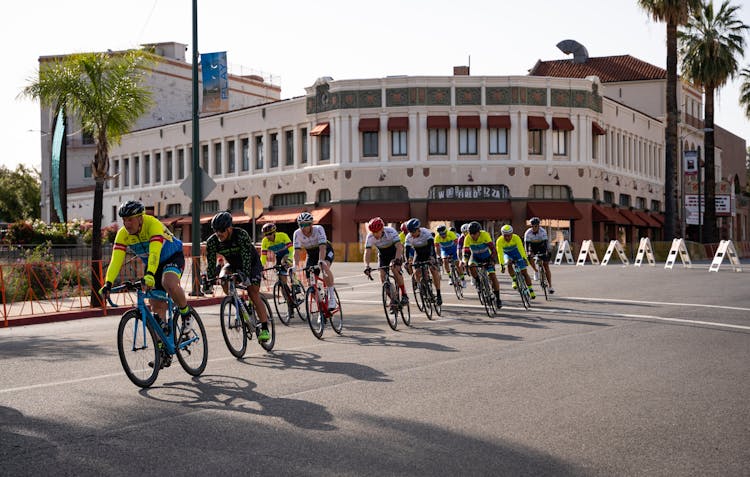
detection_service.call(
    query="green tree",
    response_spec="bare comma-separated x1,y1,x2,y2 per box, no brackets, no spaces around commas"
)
0,164,41,222
740,66,750,118
638,0,701,240
21,50,153,306
679,0,748,243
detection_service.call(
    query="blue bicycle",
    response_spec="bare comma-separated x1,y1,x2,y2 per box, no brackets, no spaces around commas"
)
108,280,208,388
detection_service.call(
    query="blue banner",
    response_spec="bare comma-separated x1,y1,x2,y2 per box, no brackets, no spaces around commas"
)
201,51,228,112
51,108,65,221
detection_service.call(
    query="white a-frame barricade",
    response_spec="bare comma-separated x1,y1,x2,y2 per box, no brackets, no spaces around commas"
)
576,240,600,266
553,240,575,265
601,240,629,266
664,238,692,269
634,237,656,267
709,240,743,272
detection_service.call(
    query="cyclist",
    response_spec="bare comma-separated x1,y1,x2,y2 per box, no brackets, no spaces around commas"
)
205,211,270,342
260,222,300,292
461,221,501,307
496,224,536,299
293,212,338,309
455,223,470,288
399,222,414,276
404,218,443,306
434,224,460,284
99,200,194,332
363,217,409,306
524,217,554,294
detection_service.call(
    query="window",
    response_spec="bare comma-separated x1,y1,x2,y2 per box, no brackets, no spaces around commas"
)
285,130,294,166
113,160,120,188
528,185,571,200
270,133,279,167
155,152,161,183
318,189,331,203
592,135,599,160
124,158,130,186
650,199,661,211
214,142,222,175
201,144,209,171
300,128,308,164
230,197,246,211
271,192,306,207
636,197,646,209
592,187,600,201
82,130,95,145
489,128,508,155
552,130,567,155
528,130,543,155
133,156,140,185
201,200,219,214
619,194,631,207
358,186,409,201
241,138,249,171
167,203,182,216
255,136,264,169
144,154,150,184
178,148,185,179
227,140,235,174
166,151,173,181
603,190,614,204
363,131,378,157
84,165,92,178
429,129,447,155
320,135,330,161
392,130,407,156
458,128,477,155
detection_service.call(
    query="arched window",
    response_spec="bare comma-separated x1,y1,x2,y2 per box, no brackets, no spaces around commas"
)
358,186,409,201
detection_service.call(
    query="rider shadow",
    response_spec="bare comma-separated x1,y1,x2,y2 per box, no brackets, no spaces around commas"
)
336,327,461,353
248,350,392,383
0,336,110,361
409,323,523,342
140,374,336,431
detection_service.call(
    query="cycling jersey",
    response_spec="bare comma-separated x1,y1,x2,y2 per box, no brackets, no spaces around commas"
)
524,227,550,259
462,230,496,263
405,227,436,262
294,225,334,266
457,234,467,257
364,226,400,251
105,214,183,284
496,233,529,266
205,227,262,284
261,231,293,266
435,230,458,259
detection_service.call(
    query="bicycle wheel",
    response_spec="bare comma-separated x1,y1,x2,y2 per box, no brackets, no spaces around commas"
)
476,271,486,305
517,278,531,310
539,268,549,301
273,281,292,326
382,281,398,331
176,309,208,376
431,284,442,317
257,296,276,351
306,286,325,339
480,277,494,318
412,277,425,312
329,289,343,335
220,296,248,358
399,290,411,327
117,309,160,388
451,265,464,300
419,280,434,320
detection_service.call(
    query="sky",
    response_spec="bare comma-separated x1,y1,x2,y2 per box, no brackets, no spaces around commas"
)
4,0,749,172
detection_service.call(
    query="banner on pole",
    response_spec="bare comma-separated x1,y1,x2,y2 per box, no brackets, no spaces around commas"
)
201,51,228,113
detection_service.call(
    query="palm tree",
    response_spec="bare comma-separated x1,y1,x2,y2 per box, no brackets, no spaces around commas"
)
679,0,748,243
638,0,701,241
22,50,153,306
740,66,750,118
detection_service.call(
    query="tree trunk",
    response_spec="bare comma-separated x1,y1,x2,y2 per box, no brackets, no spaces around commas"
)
703,87,716,243
90,178,105,308
664,21,679,240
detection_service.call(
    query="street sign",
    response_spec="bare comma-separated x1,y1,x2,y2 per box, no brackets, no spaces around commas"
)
180,168,217,201
243,195,263,218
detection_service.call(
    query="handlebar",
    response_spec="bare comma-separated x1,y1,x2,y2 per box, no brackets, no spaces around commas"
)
106,280,170,307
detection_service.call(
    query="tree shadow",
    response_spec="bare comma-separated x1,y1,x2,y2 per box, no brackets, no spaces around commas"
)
0,336,109,361
244,349,392,382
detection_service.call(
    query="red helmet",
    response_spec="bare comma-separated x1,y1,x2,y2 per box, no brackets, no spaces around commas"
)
400,223,408,234
367,217,385,233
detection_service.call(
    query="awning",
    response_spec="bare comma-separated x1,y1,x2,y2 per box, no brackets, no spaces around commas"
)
457,115,481,129
387,117,409,131
353,202,410,222
592,121,606,136
231,214,256,224
552,117,575,131
173,214,213,226
526,201,582,220
256,207,332,224
618,208,647,227
651,212,665,225
487,115,511,129
428,201,512,220
310,122,330,136
592,204,628,224
427,115,450,129
634,210,661,228
358,118,380,132
527,116,549,130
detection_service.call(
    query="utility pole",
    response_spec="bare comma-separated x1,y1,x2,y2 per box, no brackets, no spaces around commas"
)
190,0,203,295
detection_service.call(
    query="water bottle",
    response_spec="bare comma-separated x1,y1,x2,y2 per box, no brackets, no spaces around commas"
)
241,303,251,322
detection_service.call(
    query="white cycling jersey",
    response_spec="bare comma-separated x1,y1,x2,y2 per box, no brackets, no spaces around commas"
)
405,227,434,250
364,226,400,250
293,225,328,250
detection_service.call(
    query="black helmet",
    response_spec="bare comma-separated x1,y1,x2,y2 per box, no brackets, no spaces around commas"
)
436,225,447,235
530,217,541,226
211,211,233,231
406,218,421,232
261,223,276,235
468,221,481,235
118,200,145,218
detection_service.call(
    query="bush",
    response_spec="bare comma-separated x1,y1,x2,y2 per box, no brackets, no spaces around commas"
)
3,243,58,302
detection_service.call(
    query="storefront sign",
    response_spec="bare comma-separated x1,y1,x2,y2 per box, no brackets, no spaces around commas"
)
429,185,509,200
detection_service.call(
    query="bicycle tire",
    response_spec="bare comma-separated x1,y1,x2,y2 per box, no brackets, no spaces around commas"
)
431,282,442,317
306,286,325,339
220,296,248,358
257,295,276,351
400,292,411,327
176,309,208,376
329,289,343,335
450,264,464,299
517,277,531,310
412,277,425,312
117,309,160,388
479,273,495,318
273,281,292,326
539,267,549,301
420,280,434,320
382,280,398,331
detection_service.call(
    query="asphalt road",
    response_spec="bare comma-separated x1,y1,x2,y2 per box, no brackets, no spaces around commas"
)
1,262,748,476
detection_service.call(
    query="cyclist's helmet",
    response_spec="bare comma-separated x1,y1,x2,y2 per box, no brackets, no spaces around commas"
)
501,224,514,235
297,212,314,225
468,221,481,235
530,217,541,226
436,225,447,235
261,223,276,235
367,217,385,233
405,218,421,233
449,226,456,233
400,223,408,234
211,211,233,231
118,200,145,218
460,223,470,234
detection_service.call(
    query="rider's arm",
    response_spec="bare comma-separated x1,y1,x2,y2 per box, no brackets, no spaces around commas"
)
515,235,529,261
487,240,499,263
363,246,372,268
143,218,166,277
239,229,255,274
104,227,129,284
205,236,218,280
260,237,269,266
395,241,404,261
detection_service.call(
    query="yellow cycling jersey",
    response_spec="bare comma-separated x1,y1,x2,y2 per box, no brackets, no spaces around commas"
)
495,234,529,262
462,230,496,261
105,214,183,284
260,231,293,266
434,230,458,253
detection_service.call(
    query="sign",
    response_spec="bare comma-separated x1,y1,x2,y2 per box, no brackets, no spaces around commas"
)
684,194,732,224
180,168,217,201
428,185,509,200
243,195,263,218
201,52,229,113
683,150,698,175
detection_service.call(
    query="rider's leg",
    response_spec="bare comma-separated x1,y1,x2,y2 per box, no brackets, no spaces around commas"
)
248,283,268,323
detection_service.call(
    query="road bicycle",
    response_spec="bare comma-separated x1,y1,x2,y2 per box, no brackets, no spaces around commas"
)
532,254,549,301
508,258,532,310
108,280,208,388
411,260,441,320
267,264,306,325
304,264,343,339
448,259,464,300
217,273,276,358
473,262,498,317
365,264,411,331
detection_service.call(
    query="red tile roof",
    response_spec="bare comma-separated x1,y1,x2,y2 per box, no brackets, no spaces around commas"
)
529,55,666,83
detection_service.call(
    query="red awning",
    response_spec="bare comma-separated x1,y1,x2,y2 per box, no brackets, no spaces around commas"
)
526,201,582,220
634,210,661,228
310,122,330,136
358,118,380,132
592,121,606,135
428,201,512,220
353,202,411,222
552,117,575,131
618,208,647,227
387,117,409,131
527,116,549,130
256,207,331,224
427,116,450,129
487,115,511,129
457,115,481,129
651,212,665,225
173,214,214,226
592,204,629,224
